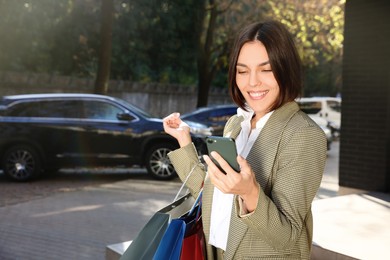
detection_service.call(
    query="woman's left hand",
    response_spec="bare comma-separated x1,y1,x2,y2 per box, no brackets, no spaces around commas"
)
203,152,260,212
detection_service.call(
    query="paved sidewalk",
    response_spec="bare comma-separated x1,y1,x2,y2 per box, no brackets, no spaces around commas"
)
0,142,339,260
0,141,389,260
0,178,182,260
311,192,390,260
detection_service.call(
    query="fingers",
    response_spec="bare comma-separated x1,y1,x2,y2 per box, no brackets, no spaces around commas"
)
205,154,258,196
210,151,237,175
163,112,191,147
163,112,180,121
203,154,228,190
236,155,254,180
163,113,190,130
163,112,181,129
203,152,240,193
237,155,249,172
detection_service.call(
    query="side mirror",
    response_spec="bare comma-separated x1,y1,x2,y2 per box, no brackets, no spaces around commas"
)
117,112,135,121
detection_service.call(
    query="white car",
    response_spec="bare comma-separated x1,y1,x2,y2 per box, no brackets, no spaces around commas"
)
296,97,341,137
308,115,333,150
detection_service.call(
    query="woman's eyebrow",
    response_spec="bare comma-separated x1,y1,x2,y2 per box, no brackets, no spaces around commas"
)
259,60,270,66
237,60,270,67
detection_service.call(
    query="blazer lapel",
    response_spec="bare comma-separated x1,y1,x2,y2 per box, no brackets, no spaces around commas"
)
224,115,244,139
247,101,300,194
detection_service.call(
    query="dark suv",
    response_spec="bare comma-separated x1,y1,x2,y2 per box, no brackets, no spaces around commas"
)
0,93,210,182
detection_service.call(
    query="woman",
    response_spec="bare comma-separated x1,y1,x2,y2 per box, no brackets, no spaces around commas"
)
163,20,327,260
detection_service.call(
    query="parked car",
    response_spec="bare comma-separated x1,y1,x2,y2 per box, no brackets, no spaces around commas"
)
182,104,332,151
0,93,211,182
307,115,333,150
296,97,341,137
181,104,238,136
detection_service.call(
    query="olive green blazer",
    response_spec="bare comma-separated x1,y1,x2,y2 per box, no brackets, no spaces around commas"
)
168,101,327,260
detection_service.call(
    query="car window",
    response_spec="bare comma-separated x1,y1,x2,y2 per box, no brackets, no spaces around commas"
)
297,101,322,114
115,98,152,118
82,100,123,120
6,100,81,118
327,100,341,112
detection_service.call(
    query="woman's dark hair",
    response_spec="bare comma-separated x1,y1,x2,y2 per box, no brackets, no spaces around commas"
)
228,20,303,111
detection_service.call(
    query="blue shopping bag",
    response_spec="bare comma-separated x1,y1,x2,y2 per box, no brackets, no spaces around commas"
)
153,191,203,260
153,219,186,260
120,193,194,260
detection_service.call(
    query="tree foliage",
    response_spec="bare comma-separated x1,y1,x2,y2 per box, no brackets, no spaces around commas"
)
0,0,345,101
267,0,345,96
94,0,114,94
195,0,271,106
0,0,101,75
194,0,345,106
111,0,203,84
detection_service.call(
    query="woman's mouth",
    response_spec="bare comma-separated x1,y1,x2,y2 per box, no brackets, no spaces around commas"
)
248,90,269,99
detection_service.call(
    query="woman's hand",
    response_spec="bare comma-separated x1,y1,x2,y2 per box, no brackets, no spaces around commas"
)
203,152,260,212
163,112,192,147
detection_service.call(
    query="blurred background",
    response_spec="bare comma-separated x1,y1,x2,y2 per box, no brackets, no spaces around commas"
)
0,0,344,111
1,0,389,195
0,2,389,260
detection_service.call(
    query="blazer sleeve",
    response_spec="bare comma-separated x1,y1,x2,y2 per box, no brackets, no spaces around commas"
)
168,143,205,199
235,123,327,250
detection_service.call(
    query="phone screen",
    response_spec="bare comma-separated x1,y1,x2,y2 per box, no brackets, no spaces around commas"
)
206,136,240,173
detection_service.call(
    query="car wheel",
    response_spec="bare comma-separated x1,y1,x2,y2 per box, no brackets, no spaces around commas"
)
145,144,177,180
2,145,42,182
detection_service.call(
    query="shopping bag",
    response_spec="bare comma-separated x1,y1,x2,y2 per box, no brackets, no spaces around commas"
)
153,219,187,260
180,215,205,260
153,191,203,260
120,193,194,260
120,212,169,260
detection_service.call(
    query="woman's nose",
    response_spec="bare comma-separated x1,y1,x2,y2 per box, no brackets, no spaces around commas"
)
249,71,261,87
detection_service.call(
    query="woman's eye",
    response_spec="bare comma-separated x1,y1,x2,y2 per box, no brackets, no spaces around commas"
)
262,69,272,72
237,70,248,74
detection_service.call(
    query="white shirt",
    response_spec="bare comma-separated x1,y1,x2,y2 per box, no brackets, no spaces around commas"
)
209,107,273,250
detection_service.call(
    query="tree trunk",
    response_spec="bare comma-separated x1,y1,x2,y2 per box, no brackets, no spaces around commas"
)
94,0,114,95
196,0,217,108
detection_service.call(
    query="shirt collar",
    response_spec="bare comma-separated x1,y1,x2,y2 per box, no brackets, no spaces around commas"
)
237,106,274,129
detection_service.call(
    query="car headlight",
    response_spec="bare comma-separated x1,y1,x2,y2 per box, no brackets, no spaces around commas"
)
184,120,213,136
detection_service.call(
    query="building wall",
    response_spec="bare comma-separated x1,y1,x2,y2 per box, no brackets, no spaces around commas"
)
340,0,390,192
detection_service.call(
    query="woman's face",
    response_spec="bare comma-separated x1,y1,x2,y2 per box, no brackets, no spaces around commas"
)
236,40,280,119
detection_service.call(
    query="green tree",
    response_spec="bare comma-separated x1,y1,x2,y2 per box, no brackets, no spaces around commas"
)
0,0,102,76
111,0,202,84
94,0,114,94
195,0,270,107
0,0,345,100
267,0,345,96
195,0,345,106
0,0,68,72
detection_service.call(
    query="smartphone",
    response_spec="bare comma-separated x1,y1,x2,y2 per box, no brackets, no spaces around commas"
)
206,136,240,173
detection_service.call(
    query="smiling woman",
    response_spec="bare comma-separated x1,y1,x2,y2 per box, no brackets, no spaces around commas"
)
163,20,327,260
229,21,303,114
235,41,280,121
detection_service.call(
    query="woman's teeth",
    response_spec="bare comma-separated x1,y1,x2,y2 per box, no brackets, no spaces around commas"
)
249,91,268,98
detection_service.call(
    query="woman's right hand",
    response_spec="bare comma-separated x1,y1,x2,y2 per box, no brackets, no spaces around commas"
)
163,112,192,147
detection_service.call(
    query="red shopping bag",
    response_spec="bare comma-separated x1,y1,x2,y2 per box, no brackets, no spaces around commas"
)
180,216,206,260
153,191,204,260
